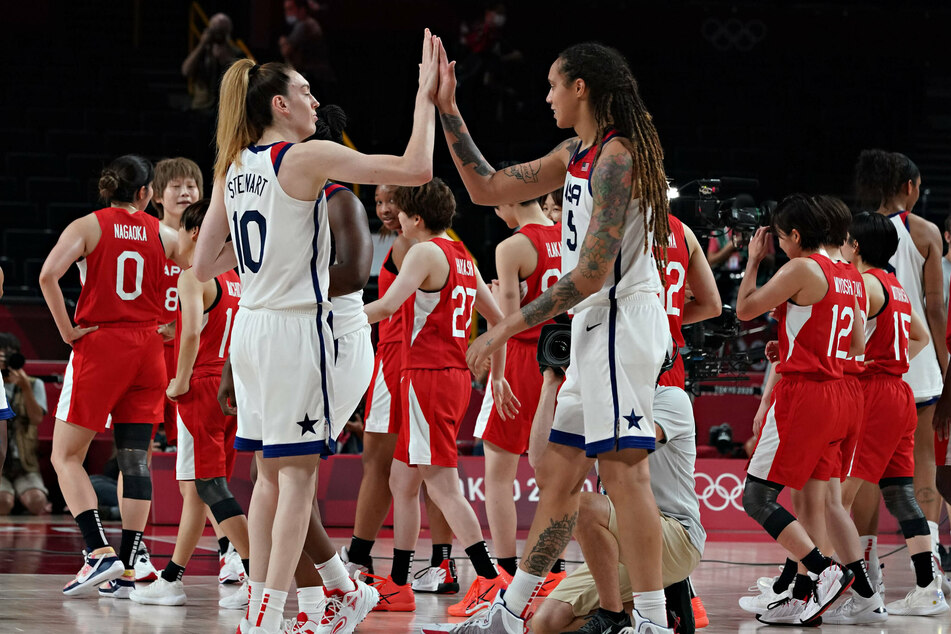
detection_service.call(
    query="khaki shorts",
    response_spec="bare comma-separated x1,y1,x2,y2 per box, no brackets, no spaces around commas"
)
0,471,48,498
548,498,701,617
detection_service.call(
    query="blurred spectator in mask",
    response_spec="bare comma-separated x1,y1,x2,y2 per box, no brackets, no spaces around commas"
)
0,333,51,515
181,12,243,111
279,0,337,100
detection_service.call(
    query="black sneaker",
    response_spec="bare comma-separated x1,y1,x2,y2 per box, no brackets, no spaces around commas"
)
564,609,631,634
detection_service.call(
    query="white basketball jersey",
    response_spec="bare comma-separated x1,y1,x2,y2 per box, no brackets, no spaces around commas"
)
321,184,368,339
224,142,331,314
889,211,943,399
561,131,662,312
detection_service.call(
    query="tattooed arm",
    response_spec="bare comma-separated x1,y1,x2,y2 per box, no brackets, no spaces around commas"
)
436,43,572,205
465,142,637,373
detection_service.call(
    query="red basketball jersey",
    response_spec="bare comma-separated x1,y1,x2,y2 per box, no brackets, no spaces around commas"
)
834,260,866,375
74,208,167,327
863,268,913,377
377,246,405,346
512,222,562,343
176,269,242,380
776,253,860,380
161,258,182,324
658,215,689,350
402,238,477,371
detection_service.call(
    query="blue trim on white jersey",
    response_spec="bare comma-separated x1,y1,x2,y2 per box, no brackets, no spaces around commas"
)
0,407,13,420
262,439,333,458
234,436,263,452
916,395,939,408
247,142,281,154
549,428,586,449
309,200,335,452
608,247,622,445
587,435,655,457
272,142,293,176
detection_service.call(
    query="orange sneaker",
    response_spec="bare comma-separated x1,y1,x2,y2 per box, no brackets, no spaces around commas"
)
448,570,511,617
535,570,567,598
692,595,709,628
370,575,416,612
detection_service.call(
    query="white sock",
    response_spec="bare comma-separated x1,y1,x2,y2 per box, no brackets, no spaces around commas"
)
257,588,288,633
929,521,940,554
632,589,667,627
297,585,325,616
503,569,545,618
316,554,355,592
248,581,264,623
860,535,879,579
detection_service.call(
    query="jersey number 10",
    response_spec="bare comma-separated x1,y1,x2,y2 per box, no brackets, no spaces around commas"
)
232,210,267,274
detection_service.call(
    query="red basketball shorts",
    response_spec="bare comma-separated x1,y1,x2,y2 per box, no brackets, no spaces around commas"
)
747,376,846,490
175,375,238,480
163,341,178,444
56,326,166,432
837,374,865,479
657,353,685,390
474,339,542,455
364,342,402,434
395,367,471,467
850,374,917,481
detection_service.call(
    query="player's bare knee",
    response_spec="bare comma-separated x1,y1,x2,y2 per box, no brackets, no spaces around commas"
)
529,599,575,634
0,492,14,515
578,492,611,530
21,490,48,515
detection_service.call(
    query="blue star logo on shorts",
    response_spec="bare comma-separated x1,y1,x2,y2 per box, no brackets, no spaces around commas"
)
297,413,318,436
623,409,642,430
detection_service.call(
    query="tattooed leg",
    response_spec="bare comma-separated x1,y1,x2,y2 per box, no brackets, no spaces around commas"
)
520,442,593,576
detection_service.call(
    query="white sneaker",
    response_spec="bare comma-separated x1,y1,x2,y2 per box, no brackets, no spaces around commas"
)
934,555,951,597
868,562,885,600
134,546,159,582
755,597,807,625
219,580,250,610
885,577,950,616
750,574,778,593
338,546,371,582
130,577,187,606
800,561,853,624
738,587,789,613
412,559,460,594
315,577,378,634
219,544,246,585
283,611,321,634
419,594,525,634
822,591,887,624
623,609,673,633
237,617,250,634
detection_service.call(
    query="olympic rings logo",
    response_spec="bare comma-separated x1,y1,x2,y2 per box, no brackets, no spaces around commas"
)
694,471,745,512
701,18,767,52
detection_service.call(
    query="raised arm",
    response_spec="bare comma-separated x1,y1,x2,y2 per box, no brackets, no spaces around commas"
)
435,45,572,205
735,228,812,321
682,223,721,325
194,179,238,282
464,142,635,371
327,189,372,297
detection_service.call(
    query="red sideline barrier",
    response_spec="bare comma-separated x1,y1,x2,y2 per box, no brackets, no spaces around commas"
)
150,454,901,535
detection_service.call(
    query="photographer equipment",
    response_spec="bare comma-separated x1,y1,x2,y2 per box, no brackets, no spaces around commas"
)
680,305,767,395
669,178,776,249
708,422,734,455
536,323,571,374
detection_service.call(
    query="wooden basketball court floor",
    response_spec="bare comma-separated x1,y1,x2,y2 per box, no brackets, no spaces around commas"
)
1,516,949,633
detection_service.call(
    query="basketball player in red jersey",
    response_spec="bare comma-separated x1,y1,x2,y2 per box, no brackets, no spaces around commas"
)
736,195,872,625
657,214,721,389
473,192,561,585
128,199,251,608
39,155,188,597
830,212,948,619
151,158,203,447
364,179,518,617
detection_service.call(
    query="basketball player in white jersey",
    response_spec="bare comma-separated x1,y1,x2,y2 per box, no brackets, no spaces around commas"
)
193,31,442,634
429,42,674,633
855,149,951,590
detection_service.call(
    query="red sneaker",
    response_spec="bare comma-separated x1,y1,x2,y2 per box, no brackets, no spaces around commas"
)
370,575,416,612
448,569,512,617
536,570,567,598
692,595,709,628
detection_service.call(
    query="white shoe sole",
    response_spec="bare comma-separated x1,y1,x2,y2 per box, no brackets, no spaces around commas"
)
130,592,186,606
63,560,125,597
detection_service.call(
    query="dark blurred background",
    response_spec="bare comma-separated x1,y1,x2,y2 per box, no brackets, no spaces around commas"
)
1,0,949,359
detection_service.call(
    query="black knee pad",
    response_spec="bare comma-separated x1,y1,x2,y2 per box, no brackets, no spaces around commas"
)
114,423,153,500
880,478,929,538
196,477,244,523
121,475,152,500
743,476,794,539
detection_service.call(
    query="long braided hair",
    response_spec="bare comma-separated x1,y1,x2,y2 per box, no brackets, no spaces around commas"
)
558,43,670,264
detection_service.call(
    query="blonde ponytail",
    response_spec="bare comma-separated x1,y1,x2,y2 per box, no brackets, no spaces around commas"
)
215,59,257,180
